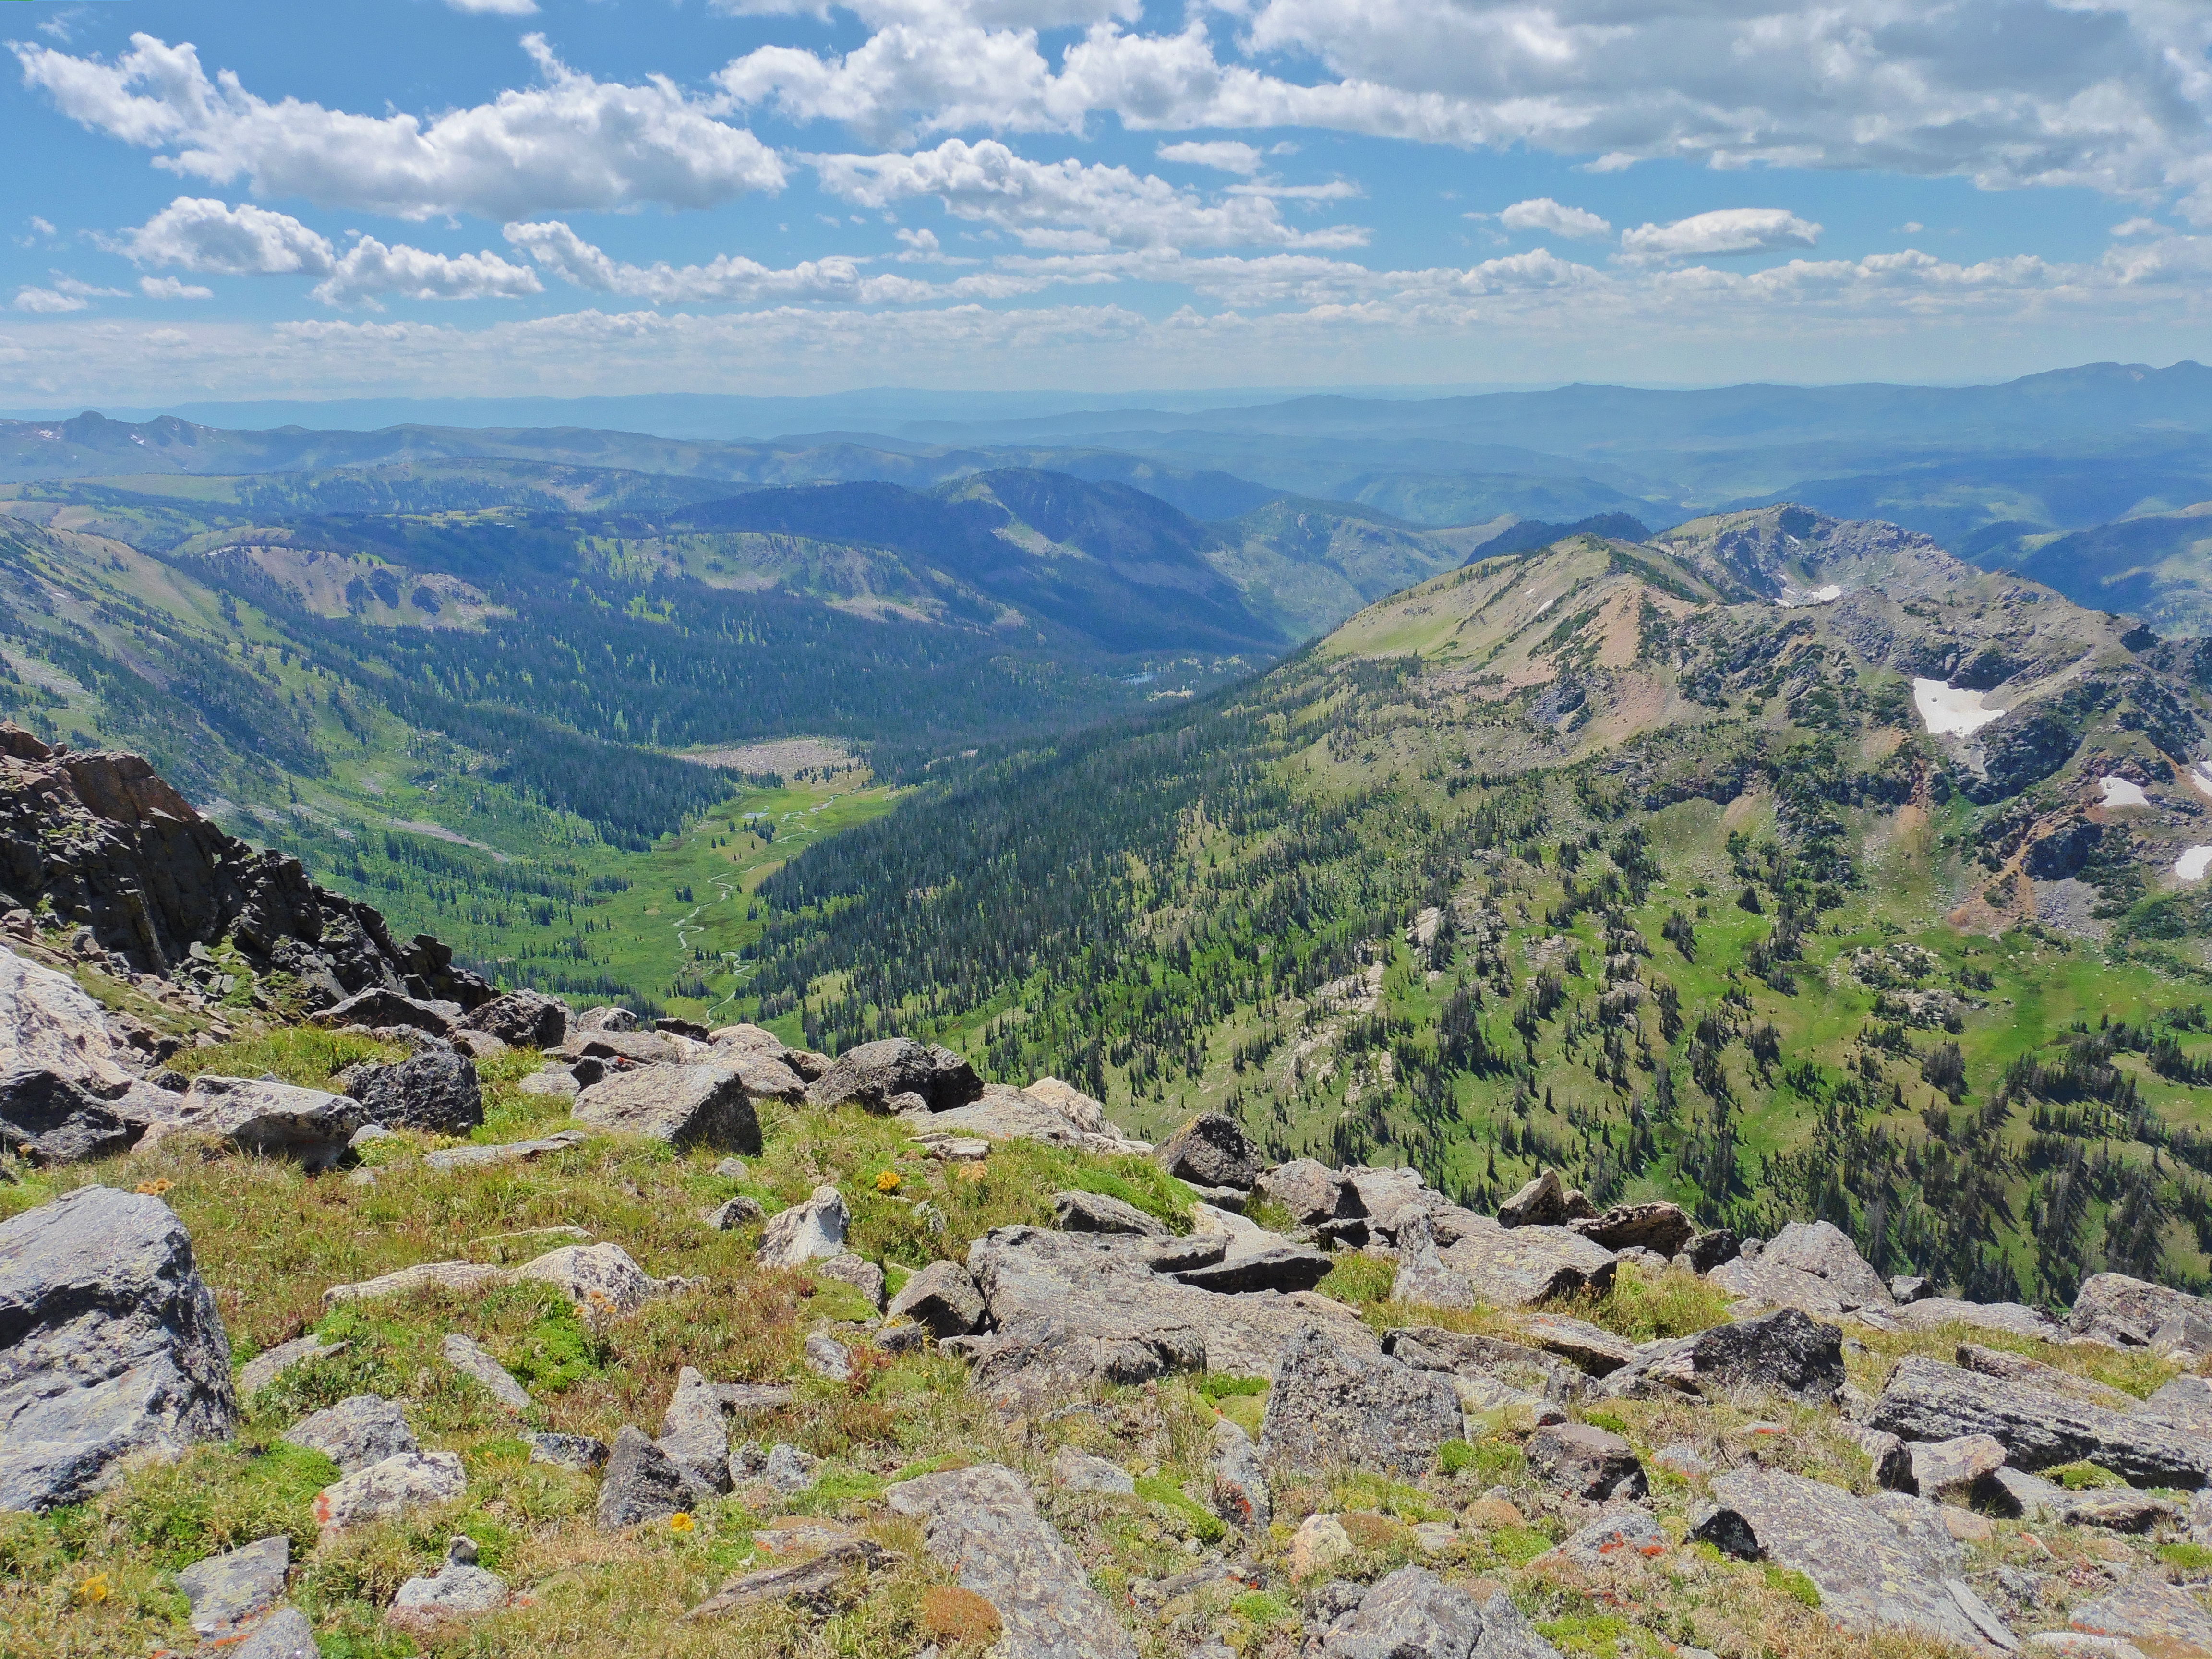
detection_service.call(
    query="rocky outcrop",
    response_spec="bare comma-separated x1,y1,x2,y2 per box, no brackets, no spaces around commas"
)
1570,1201,1696,1258
462,989,568,1049
1312,1565,1484,1657
886,1463,1141,1659
756,1185,850,1269
342,1046,482,1136
1427,1216,1617,1307
283,1395,416,1474
572,1064,764,1153
1257,1330,1464,1478
2069,1273,2212,1352
1526,1423,1646,1502
887,1259,985,1338
0,726,490,1005
1708,1220,1892,1318
141,1075,362,1167
0,1184,237,1510
1599,1308,1844,1405
1155,1112,1262,1190
597,1425,693,1530
805,1036,983,1113
0,944,171,1162
914,1083,1150,1155
1869,1356,2212,1487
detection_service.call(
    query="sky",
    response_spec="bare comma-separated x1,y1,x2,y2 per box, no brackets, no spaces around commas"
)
5,0,2212,404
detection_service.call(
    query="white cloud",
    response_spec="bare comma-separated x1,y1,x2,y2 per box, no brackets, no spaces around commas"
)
29,217,56,237
1499,198,1611,239
14,287,89,313
445,0,538,12
813,138,1367,251
139,276,213,299
2111,216,2163,237
1621,209,1822,263
1156,140,1263,175
312,239,542,308
14,32,785,220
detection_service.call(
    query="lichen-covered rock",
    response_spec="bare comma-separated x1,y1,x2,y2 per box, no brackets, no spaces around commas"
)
313,1450,466,1530
1431,1217,1618,1308
228,1605,318,1659
922,1084,1149,1155
387,1538,508,1633
1314,1564,1483,1657
177,1534,289,1640
656,1366,733,1498
1600,1308,1844,1404
440,1334,528,1412
343,1046,482,1136
424,1129,584,1171
321,987,459,1035
1570,1202,1696,1259
1052,1444,1136,1494
142,1075,362,1167
1526,1422,1647,1502
706,1195,766,1231
1176,1243,1336,1295
1870,1356,2212,1486
1154,1112,1262,1190
0,1185,236,1511
1552,1506,1668,1571
1704,1467,2017,1655
2067,1573,2212,1656
1499,1168,1570,1228
1382,1326,1581,1402
886,1258,985,1338
1209,1417,1270,1532
817,1252,886,1309
1259,1159,1357,1226
238,1334,347,1398
1709,1220,1892,1317
572,1065,763,1153
462,988,568,1049
1891,1298,2061,1340
1052,1189,1167,1237
514,1242,661,1316
527,1431,608,1471
805,1037,983,1113
1258,1329,1464,1479
2069,1273,2212,1352
597,1425,692,1530
756,1185,850,1269
283,1395,416,1475
1906,1434,2008,1504
886,1462,1141,1659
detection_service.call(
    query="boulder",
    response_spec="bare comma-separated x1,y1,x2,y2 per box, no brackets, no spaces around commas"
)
2140,1374,2212,1442
1474,1591,1568,1659
1053,1189,1167,1237
321,987,457,1036
575,1006,638,1033
1703,1467,2017,1655
2068,1574,2212,1657
313,1450,466,1530
1052,1444,1136,1494
565,1028,697,1067
1259,1159,1354,1225
440,1334,528,1412
1259,1330,1464,1479
886,1259,985,1339
1382,1326,1582,1402
817,1252,886,1310
1525,1423,1647,1502
462,988,568,1050
805,1037,983,1113
1551,1505,1668,1571
1392,1212,1478,1311
804,1333,853,1381
0,1185,236,1511
283,1394,416,1474
1710,1219,1892,1316
1571,1202,1696,1259
734,1441,822,1495
885,1462,1141,1659
1599,1308,1844,1405
1891,1298,2062,1340
657,1366,734,1497
920,1084,1150,1155
597,1425,693,1529
1840,1423,1917,1490
1346,1166,1448,1238
572,1065,763,1153
1515,1313,1637,1376
1870,1356,2212,1487
1155,1113,1262,1190
0,943,161,1108
177,1534,289,1641
1683,1228,1741,1273
1209,1417,1270,1532
1892,1275,1934,1303
514,1242,661,1315
1313,1564,1483,1657
143,1075,361,1167
238,1334,347,1397
322,1260,510,1306
2063,1492,2182,1533
1429,1217,1617,1308
1956,1343,2137,1409
706,1195,766,1230
1907,1434,2008,1504
228,1606,318,1659
527,1431,609,1471
517,1065,579,1100
342,1046,482,1136
387,1538,508,1632
0,1066,145,1165
1024,1076,1111,1132
1499,1168,1569,1228
2070,1273,2212,1351
756,1185,850,1269
1176,1244,1336,1295
683,1539,894,1618
1291,1513,1353,1580
424,1129,585,1171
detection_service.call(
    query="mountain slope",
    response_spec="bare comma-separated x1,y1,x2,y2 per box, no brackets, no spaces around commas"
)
746,505,2212,1305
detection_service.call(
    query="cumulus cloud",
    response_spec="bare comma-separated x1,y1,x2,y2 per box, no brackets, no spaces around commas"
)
14,32,785,219
1620,209,1822,262
1157,140,1263,175
813,138,1367,251
312,239,542,307
445,0,538,12
139,276,213,299
1499,198,1611,239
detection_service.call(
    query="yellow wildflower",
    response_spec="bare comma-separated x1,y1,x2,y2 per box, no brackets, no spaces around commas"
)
74,1575,109,1604
669,1512,696,1534
134,1178,174,1196
875,1169,902,1192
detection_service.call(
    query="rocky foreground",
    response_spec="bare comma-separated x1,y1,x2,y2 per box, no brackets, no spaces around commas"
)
5,927,2212,1658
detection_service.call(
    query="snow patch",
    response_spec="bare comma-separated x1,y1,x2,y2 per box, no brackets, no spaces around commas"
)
2178,846,2212,883
1912,679,2005,737
1775,584,1843,609
2100,776,2150,809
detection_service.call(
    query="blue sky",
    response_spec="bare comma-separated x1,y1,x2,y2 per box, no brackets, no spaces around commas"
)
5,0,2212,403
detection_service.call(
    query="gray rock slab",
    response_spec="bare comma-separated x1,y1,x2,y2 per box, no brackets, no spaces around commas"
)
2068,1574,2212,1655
526,1431,607,1471
806,1037,982,1113
1870,1356,2212,1486
1052,1444,1135,1494
705,1194,766,1230
1957,1343,2137,1410
1260,1159,1354,1226
1258,1328,1464,1479
1382,1326,1580,1402
388,1559,508,1629
229,1605,318,1659
514,1242,661,1315
1053,1189,1167,1237
886,1462,1140,1659
2070,1273,2212,1351
1599,1307,1844,1404
423,1129,586,1170
343,1047,482,1136
887,1258,984,1338
1474,1591,1567,1659
1316,1564,1483,1657
313,1449,465,1530
0,1185,236,1512
1515,1312,1636,1376
440,1334,529,1412
1154,1112,1262,1190
817,1251,886,1309
1891,1298,2062,1340
1570,1202,1695,1259
920,1085,1149,1155
1431,1219,1617,1308
1707,1466,2017,1655
237,1334,348,1398
1176,1243,1336,1295
1552,1505,1667,1571
1209,1417,1270,1533
804,1333,853,1381
463,988,568,1049
322,1259,511,1306
573,1064,763,1153
177,1533,289,1639
757,1185,850,1269
284,1395,417,1475
143,1075,361,1168
597,1425,692,1529
1526,1422,1647,1502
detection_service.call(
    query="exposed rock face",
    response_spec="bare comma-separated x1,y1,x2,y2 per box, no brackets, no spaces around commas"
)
1053,1189,1167,1237
756,1185,850,1269
177,1534,289,1641
142,1075,362,1167
597,1425,693,1530
1869,1357,2212,1487
0,726,491,1004
1258,1330,1465,1479
572,1065,765,1153
0,1184,237,1511
2069,1273,2212,1351
1599,1308,1845,1405
1429,1217,1617,1307
805,1037,984,1113
887,1259,985,1338
342,1046,482,1136
1526,1423,1647,1502
885,1462,1142,1659
0,944,172,1161
956,1225,1378,1408
313,1450,466,1530
283,1394,417,1474
462,988,568,1049
1570,1202,1695,1259
1704,1467,2017,1654
1154,1113,1262,1190
1313,1564,1484,1657
1709,1220,1892,1317
1259,1159,1356,1226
